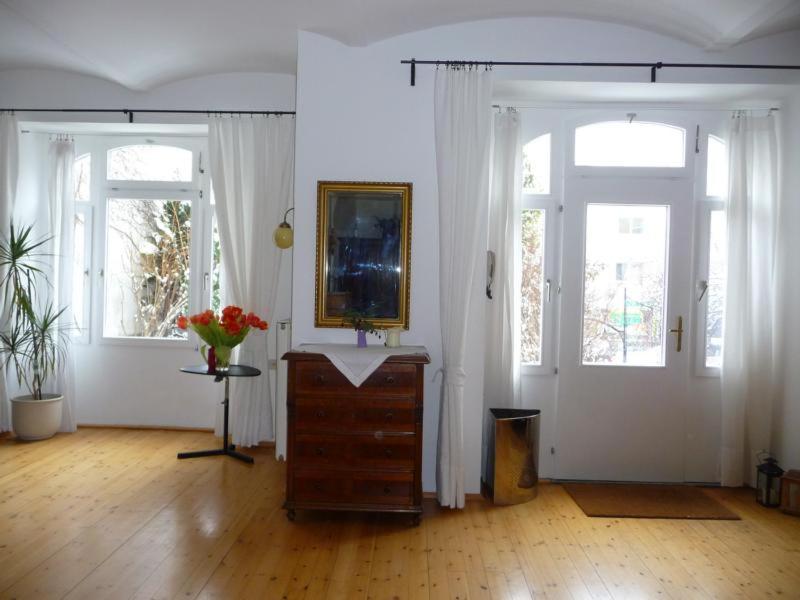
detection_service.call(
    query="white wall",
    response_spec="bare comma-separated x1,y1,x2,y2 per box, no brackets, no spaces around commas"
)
292,17,800,493
9,71,296,430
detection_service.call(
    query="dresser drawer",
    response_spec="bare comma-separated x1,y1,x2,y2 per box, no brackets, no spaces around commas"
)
294,361,351,394
351,472,415,506
350,435,416,470
359,364,417,395
292,471,346,503
293,434,348,466
352,400,416,432
294,398,348,431
293,433,416,470
294,361,417,397
294,396,417,433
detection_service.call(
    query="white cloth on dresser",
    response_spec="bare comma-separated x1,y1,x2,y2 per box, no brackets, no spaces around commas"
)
296,344,427,387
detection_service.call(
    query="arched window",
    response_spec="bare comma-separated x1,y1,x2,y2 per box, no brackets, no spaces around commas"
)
574,121,686,168
523,133,551,194
107,144,192,182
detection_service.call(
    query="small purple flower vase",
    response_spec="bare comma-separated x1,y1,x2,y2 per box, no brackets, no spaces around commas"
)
357,329,368,348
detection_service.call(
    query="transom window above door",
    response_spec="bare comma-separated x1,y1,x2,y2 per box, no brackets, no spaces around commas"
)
574,121,686,168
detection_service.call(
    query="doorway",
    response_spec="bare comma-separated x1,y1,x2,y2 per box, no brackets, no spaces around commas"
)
554,115,698,481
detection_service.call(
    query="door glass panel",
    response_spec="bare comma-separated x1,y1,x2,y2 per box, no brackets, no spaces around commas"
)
521,208,546,364
705,209,726,367
582,204,669,366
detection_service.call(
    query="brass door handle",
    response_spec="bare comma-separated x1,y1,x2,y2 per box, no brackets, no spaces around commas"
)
669,316,683,352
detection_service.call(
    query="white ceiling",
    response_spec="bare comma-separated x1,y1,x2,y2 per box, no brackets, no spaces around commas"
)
1,0,800,91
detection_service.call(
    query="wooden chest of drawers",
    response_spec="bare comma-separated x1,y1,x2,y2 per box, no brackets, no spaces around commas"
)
282,350,429,523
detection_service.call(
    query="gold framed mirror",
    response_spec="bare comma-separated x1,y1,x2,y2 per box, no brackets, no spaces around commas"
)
315,181,412,329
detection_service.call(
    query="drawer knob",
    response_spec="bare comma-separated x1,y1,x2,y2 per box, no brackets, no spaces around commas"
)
385,375,395,384
315,409,326,419
315,447,325,456
314,374,326,384
313,483,324,492
385,411,394,421
383,486,392,494
384,448,393,457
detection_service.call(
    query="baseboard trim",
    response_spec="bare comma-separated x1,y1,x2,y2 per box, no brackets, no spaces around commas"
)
423,491,485,501
78,423,214,433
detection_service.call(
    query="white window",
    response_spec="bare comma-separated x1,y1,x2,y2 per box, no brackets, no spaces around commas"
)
72,153,92,343
523,134,551,195
107,144,193,182
575,121,686,168
706,135,728,198
696,133,728,373
103,196,192,339
72,136,208,345
520,131,557,371
521,207,546,364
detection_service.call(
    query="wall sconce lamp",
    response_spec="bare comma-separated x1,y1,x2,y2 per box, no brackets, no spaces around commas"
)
273,207,294,249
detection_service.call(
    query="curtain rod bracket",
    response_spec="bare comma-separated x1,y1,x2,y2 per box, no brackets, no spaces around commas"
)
410,58,416,86
650,62,663,83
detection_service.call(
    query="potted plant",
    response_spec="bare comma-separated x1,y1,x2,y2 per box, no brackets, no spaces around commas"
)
0,224,69,441
342,310,382,348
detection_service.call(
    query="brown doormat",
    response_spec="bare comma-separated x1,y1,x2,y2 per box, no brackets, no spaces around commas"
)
562,483,740,520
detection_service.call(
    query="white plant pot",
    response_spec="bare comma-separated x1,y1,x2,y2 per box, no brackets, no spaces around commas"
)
11,394,63,441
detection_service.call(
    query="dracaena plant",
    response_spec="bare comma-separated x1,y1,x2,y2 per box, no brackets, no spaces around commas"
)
0,223,69,400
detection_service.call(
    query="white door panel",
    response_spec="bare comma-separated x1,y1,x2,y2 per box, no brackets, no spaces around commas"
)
556,174,693,481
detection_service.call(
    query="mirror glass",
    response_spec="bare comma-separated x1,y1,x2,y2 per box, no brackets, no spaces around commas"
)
315,182,411,328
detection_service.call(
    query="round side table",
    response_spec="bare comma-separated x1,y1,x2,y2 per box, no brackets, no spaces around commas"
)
178,364,261,463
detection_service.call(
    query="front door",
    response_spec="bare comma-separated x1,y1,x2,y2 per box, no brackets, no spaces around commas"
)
555,117,694,482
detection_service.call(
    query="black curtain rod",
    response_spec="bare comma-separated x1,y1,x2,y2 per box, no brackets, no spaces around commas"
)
0,108,295,123
400,59,800,86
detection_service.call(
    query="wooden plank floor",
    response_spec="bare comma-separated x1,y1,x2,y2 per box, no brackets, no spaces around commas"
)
1,429,799,600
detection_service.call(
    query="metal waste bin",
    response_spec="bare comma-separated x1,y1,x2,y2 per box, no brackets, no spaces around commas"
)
483,408,540,505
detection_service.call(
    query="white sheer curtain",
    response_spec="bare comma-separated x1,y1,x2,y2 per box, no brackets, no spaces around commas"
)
435,67,493,508
721,112,779,487
0,112,19,432
484,109,522,411
209,115,295,447
48,137,78,432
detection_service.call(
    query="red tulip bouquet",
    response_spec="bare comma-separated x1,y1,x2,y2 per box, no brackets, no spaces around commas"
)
177,305,268,372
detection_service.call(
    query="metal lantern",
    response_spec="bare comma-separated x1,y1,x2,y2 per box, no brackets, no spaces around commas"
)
756,456,784,507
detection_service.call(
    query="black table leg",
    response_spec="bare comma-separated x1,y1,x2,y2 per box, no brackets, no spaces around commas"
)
177,375,254,464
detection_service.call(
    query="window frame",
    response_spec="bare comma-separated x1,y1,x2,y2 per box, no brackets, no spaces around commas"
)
73,135,209,348
72,204,93,344
693,130,727,377
518,129,560,376
520,197,559,375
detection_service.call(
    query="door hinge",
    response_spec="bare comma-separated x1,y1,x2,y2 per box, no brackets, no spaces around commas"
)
553,367,558,375
550,446,556,455
559,204,564,213
695,125,700,154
